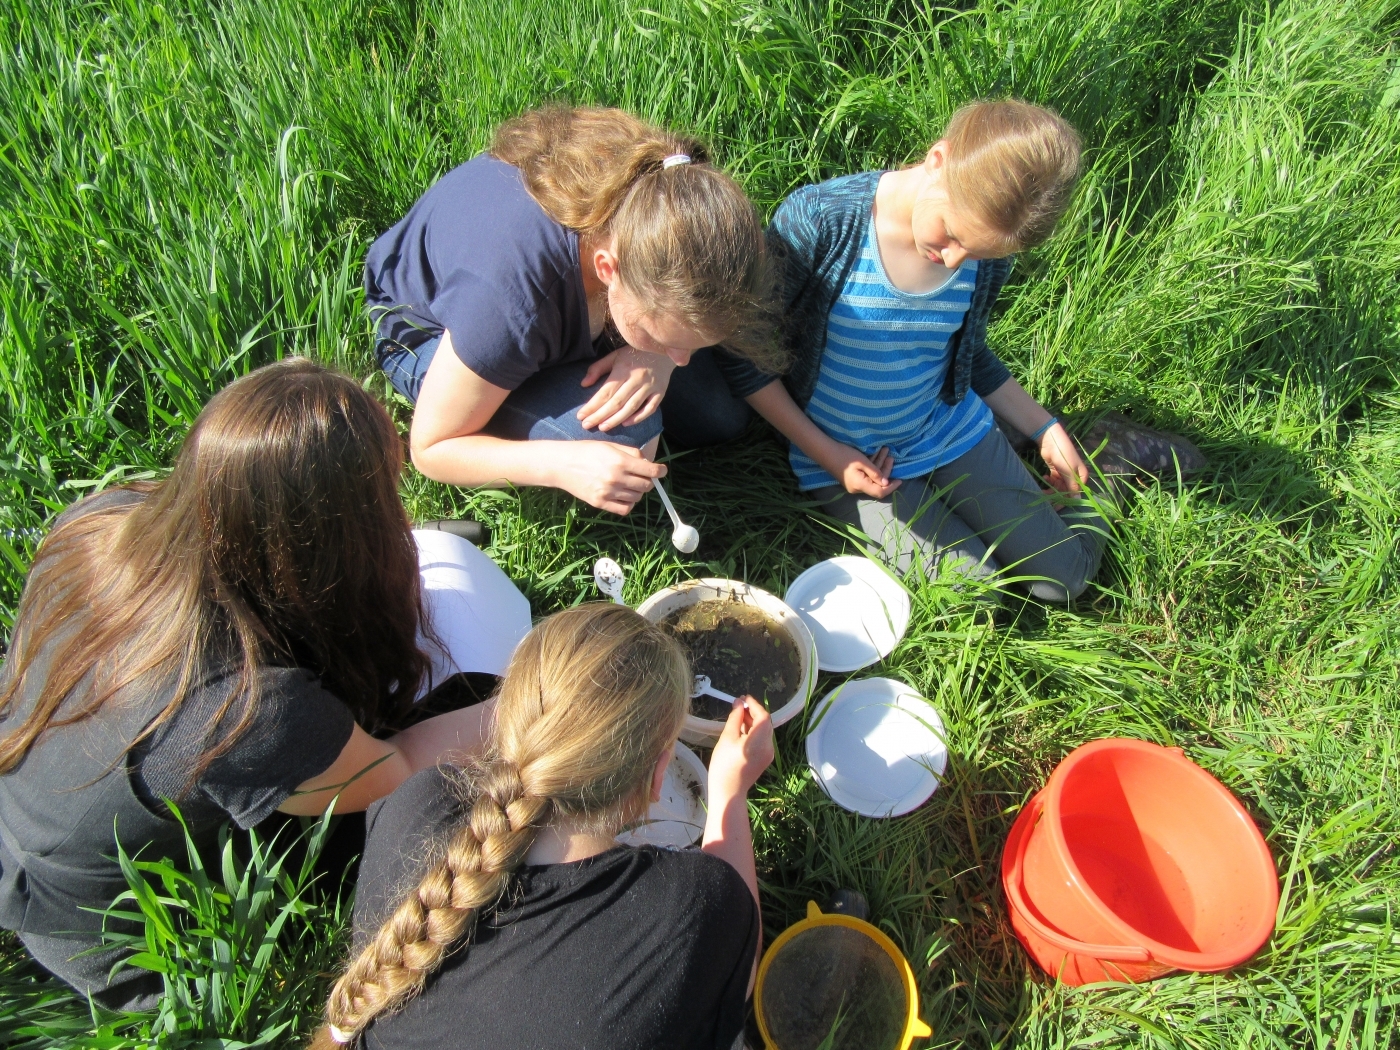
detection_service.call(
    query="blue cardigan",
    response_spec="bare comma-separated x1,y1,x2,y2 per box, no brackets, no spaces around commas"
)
718,171,1013,408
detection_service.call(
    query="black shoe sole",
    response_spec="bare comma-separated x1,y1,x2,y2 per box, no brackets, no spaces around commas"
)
417,519,488,545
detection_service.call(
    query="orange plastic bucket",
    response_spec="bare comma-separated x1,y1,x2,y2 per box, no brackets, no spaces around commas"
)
1001,739,1277,985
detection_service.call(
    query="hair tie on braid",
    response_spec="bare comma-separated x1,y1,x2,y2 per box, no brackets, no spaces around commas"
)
329,1025,354,1044
661,153,691,169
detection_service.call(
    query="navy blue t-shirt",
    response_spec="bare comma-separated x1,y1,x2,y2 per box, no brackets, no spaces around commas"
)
364,155,597,391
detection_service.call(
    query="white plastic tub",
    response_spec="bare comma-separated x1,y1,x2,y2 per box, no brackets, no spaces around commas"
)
637,578,817,746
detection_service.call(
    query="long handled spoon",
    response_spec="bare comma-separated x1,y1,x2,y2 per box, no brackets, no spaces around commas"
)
593,557,627,605
691,674,736,705
653,479,700,554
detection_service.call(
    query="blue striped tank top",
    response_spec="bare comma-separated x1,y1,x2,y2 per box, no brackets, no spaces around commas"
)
789,217,994,490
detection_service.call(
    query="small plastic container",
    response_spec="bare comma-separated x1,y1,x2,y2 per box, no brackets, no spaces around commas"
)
637,578,816,746
806,678,947,818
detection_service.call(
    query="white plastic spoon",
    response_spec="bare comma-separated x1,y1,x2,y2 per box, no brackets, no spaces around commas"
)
653,478,700,553
691,674,736,705
593,557,627,605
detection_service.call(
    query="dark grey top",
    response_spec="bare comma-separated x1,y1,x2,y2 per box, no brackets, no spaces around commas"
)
0,489,355,939
716,170,1014,407
363,154,598,391
354,767,759,1050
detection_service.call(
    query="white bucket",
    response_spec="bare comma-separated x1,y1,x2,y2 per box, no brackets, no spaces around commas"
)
637,578,817,746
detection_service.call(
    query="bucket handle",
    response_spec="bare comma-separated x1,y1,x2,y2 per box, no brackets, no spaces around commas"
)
1004,795,1153,964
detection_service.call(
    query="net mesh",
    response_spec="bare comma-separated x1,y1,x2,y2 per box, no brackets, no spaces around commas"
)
758,925,908,1050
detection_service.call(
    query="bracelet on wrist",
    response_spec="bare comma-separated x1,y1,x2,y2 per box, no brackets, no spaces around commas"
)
1029,416,1060,441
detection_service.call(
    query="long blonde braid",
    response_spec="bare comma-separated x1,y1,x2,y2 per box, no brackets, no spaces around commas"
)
311,604,690,1047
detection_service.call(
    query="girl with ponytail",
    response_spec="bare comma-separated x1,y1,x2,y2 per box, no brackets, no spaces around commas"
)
312,603,772,1050
366,106,782,516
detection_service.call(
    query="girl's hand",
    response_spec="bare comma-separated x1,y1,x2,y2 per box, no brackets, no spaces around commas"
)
708,696,774,797
555,441,666,515
819,442,901,499
1040,423,1090,493
577,348,677,431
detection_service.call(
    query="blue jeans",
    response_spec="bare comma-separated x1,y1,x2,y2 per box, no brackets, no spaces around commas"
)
377,336,750,449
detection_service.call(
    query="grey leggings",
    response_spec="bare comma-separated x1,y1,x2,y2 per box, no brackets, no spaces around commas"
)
21,930,163,1011
812,428,1109,602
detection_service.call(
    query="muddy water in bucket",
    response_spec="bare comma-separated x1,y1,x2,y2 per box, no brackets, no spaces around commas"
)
661,599,801,721
756,901,931,1050
760,925,907,1050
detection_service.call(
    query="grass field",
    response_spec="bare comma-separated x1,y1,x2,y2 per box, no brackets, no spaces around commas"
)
2,0,1399,1046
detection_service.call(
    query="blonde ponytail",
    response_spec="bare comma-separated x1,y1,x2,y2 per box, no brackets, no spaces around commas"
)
315,604,690,1045
491,107,783,371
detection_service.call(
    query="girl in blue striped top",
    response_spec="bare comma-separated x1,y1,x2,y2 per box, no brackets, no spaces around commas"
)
728,101,1112,601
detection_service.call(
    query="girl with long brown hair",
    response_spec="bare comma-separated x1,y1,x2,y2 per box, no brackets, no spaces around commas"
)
367,106,782,516
311,603,772,1050
0,358,498,1008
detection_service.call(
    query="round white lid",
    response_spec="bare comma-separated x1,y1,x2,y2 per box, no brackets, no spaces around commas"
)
615,743,708,848
784,557,911,672
806,678,947,818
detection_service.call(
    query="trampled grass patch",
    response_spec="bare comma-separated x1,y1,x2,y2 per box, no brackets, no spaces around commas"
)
1,0,1397,1046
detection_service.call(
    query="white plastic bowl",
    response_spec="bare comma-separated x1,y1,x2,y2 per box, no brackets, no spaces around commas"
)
806,678,947,817
637,578,817,746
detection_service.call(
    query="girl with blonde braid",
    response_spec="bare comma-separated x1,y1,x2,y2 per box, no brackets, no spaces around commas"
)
312,604,772,1050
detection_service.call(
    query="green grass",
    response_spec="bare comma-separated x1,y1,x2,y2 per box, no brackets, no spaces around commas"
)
2,0,1398,1046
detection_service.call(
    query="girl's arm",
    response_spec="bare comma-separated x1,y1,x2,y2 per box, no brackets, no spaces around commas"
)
410,331,665,515
746,380,899,499
704,696,774,995
981,378,1089,493
277,700,496,816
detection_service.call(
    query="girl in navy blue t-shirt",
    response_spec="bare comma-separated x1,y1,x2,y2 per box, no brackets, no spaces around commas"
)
366,107,781,516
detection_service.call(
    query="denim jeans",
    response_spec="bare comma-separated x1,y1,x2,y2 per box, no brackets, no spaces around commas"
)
377,336,751,449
